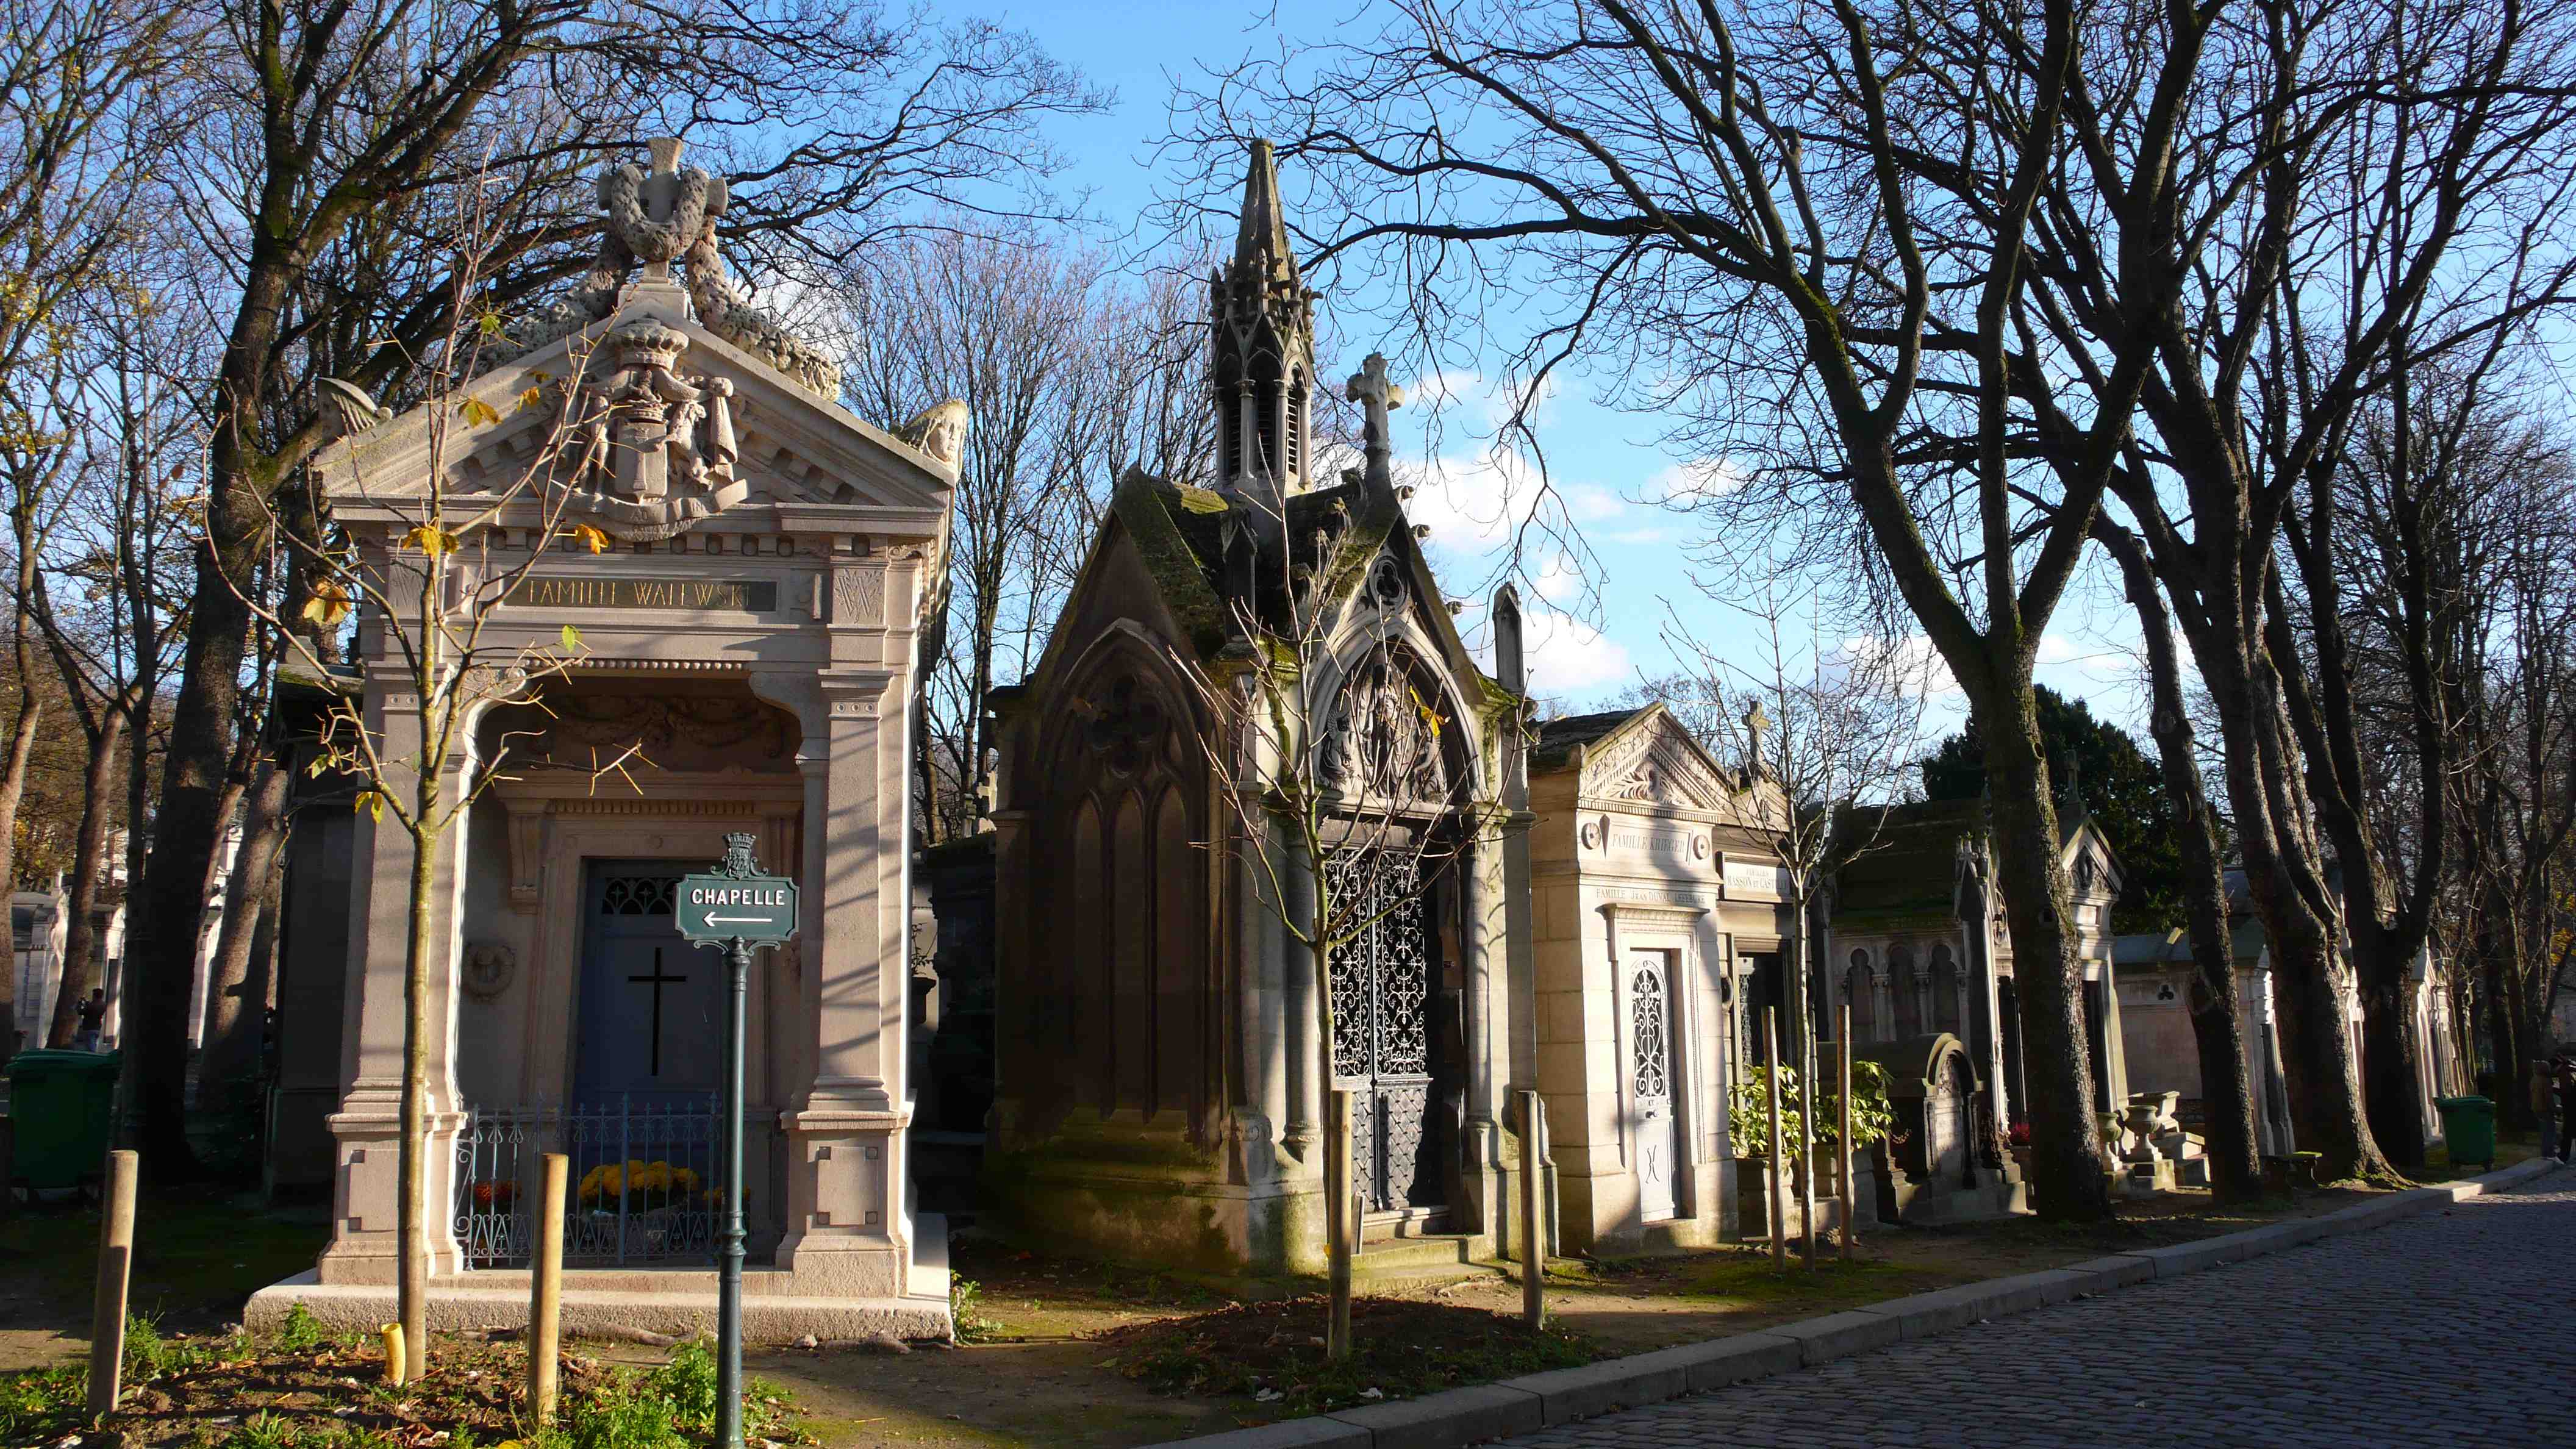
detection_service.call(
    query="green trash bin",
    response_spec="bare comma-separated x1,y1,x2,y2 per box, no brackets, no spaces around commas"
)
2435,1095,2497,1173
5,1049,120,1191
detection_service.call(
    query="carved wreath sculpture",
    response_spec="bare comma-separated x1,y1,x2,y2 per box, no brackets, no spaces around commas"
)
508,138,840,397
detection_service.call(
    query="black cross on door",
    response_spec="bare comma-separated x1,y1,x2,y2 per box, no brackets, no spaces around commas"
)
628,948,687,1076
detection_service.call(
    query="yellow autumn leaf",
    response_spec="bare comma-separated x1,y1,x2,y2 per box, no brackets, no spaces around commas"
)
560,624,583,653
353,789,385,823
517,384,546,414
401,525,459,557
1175,485,1229,515
565,523,610,555
457,396,501,427
478,311,505,338
299,581,351,628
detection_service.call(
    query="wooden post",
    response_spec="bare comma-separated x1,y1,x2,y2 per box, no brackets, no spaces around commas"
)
1838,1003,1856,1261
87,1149,137,1417
1763,1009,1785,1268
1519,1088,1545,1328
1326,1087,1354,1361
528,1153,568,1422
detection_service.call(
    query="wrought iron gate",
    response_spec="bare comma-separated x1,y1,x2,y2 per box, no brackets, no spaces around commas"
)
1325,850,1440,1214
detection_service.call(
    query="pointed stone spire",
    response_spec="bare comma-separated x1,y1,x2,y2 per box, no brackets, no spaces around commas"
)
1234,140,1299,288
1209,139,1318,507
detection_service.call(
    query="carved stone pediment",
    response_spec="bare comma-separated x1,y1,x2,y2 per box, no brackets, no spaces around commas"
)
1581,712,1735,813
317,304,958,542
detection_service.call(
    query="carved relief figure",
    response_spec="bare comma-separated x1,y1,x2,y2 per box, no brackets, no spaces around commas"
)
550,319,746,540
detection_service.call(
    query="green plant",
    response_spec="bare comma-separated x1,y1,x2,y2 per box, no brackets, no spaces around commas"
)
271,1301,332,1354
0,1364,85,1438
1730,1060,1897,1161
950,1276,1003,1343
234,1409,301,1448
646,1339,720,1431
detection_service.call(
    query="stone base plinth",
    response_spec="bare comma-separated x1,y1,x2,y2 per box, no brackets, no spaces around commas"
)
251,1217,954,1344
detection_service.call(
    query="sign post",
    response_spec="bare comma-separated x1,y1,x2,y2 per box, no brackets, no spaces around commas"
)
676,832,798,1449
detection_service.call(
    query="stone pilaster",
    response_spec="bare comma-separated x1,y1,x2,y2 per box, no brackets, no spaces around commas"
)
317,681,473,1286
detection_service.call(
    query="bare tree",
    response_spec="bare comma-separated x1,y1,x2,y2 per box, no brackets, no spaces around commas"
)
2011,0,2576,1182
109,0,1106,1171
842,229,1217,842
1171,0,2199,1217
0,0,175,1062
239,202,641,1379
2093,520,2263,1202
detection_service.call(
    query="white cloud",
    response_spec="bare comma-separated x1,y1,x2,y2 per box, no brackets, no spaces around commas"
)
1523,606,1634,697
1831,633,1963,701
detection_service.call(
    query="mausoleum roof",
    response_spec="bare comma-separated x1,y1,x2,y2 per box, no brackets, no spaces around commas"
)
1530,709,1645,767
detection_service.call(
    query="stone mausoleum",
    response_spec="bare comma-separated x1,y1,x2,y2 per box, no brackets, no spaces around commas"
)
249,138,959,1339
979,143,1542,1279
1520,704,1795,1253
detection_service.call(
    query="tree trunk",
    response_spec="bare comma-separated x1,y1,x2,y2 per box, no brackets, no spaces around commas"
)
399,819,434,1384
127,367,274,1172
2102,528,2261,1201
196,755,291,1114
2355,964,2427,1172
45,710,126,1048
1978,694,2111,1221
0,612,43,1050
2203,647,2388,1182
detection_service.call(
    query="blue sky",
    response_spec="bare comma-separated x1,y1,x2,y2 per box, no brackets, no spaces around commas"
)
995,0,2157,749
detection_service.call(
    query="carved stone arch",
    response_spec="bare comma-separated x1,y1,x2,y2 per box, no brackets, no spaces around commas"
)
1311,614,1484,805
1039,626,1205,795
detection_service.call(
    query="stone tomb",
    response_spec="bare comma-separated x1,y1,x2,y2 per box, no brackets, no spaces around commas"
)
981,143,1532,1280
249,140,958,1339
1523,703,1790,1253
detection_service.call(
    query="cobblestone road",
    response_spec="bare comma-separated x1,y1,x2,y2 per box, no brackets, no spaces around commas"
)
1503,1171,2574,1448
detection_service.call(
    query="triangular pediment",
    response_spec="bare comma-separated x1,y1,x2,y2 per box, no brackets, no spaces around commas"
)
317,290,954,534
1578,704,1742,814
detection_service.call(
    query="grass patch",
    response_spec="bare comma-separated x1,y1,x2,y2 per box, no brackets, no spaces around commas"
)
1097,1296,1596,1417
0,1325,811,1448
0,1188,326,1331
1676,1250,1969,1306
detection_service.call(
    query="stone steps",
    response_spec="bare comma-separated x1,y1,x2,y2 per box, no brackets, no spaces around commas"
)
1348,1231,1502,1285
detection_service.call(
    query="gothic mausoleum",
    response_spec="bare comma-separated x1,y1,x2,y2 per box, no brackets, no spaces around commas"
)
979,143,1540,1278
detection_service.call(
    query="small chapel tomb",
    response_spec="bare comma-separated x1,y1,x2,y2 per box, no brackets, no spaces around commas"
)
248,138,960,1340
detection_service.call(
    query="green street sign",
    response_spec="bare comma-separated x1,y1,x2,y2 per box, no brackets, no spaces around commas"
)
676,835,799,943
677,875,798,942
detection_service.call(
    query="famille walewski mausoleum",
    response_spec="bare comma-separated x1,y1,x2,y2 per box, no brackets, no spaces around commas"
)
249,136,967,1339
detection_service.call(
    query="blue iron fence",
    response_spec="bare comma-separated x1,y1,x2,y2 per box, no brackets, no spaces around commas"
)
454,1097,772,1268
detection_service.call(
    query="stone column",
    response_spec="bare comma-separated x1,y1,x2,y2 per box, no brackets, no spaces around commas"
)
1457,832,1504,1236
317,680,471,1285
1870,967,1895,1046
775,665,914,1296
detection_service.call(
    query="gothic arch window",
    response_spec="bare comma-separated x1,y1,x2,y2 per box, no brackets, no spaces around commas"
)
1845,948,1875,1042
1317,643,1465,809
1032,648,1211,1136
1889,943,1922,1039
1931,943,1962,1034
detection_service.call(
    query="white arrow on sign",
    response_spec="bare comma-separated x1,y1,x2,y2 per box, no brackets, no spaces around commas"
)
705,914,781,925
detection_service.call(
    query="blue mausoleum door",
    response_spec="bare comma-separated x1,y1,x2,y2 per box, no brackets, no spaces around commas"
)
573,862,720,1106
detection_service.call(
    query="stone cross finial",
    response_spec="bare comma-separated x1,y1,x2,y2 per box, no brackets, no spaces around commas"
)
1743,698,1770,776
1346,353,1405,488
